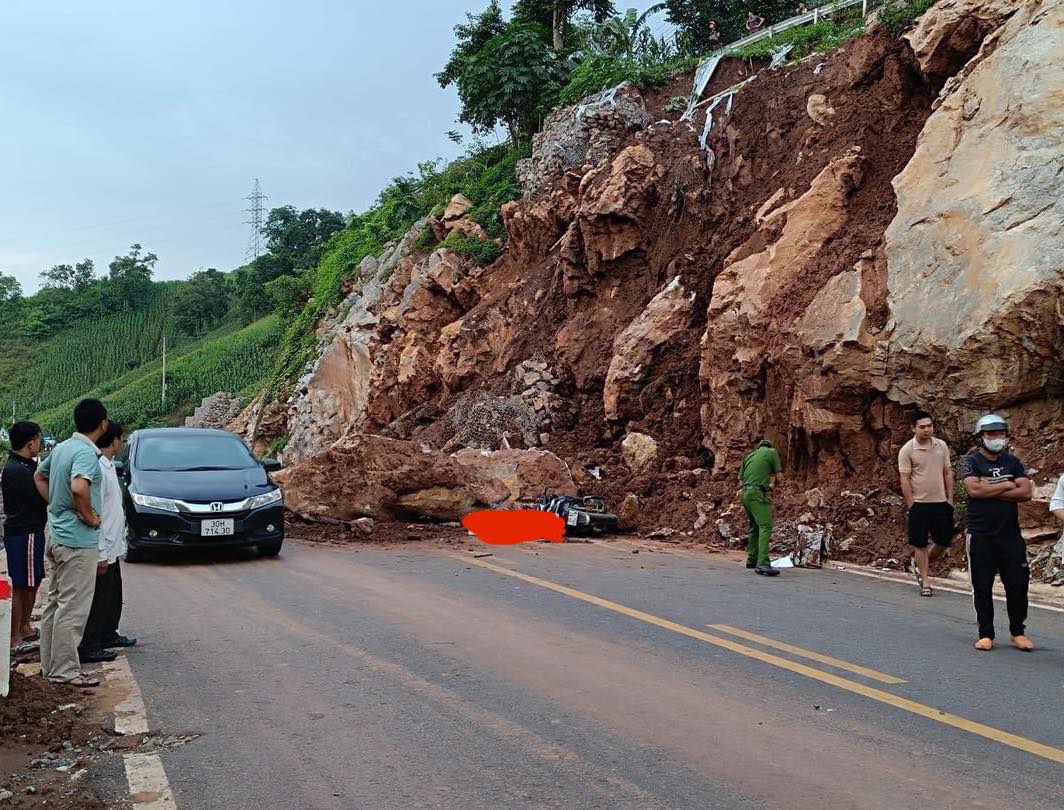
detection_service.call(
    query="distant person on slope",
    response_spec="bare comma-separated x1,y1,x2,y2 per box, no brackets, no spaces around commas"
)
707,20,721,44
80,422,136,662
960,414,1034,652
739,439,782,576
898,409,954,597
2,421,49,654
35,398,109,687
747,10,765,33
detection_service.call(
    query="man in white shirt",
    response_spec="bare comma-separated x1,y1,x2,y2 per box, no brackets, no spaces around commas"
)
1050,473,1064,523
79,423,137,660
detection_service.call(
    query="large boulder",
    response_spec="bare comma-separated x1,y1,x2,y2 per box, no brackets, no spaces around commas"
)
276,434,509,523
883,0,1064,431
603,276,695,420
452,448,577,502
904,0,1018,79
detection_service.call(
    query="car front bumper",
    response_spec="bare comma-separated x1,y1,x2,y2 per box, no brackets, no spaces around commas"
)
127,504,284,549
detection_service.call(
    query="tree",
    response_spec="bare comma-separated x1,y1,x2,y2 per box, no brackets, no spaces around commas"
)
262,207,345,273
40,257,94,290
169,269,230,334
264,270,312,318
0,273,22,304
514,0,617,51
454,21,567,143
436,1,506,90
594,4,668,59
108,244,157,309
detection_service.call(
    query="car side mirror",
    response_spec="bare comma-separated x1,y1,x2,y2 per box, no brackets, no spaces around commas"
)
262,458,283,473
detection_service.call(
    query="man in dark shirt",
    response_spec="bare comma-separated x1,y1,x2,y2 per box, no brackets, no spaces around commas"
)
2,421,49,652
960,414,1033,652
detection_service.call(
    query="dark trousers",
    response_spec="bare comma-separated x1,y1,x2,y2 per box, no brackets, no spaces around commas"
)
80,561,123,652
967,531,1029,639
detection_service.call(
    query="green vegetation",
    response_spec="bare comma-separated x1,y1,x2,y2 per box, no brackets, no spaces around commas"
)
31,317,281,437
879,0,935,34
442,232,503,266
733,16,866,61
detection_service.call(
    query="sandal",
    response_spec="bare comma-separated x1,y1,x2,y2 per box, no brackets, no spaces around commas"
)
919,586,933,597
65,675,100,688
21,630,40,643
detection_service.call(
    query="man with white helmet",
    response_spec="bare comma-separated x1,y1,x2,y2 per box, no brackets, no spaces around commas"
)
959,414,1034,652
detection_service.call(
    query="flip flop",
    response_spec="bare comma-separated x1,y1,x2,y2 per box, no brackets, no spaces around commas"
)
919,586,933,597
65,675,100,688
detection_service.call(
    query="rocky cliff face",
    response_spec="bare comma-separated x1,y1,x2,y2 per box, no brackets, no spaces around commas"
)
258,0,1064,572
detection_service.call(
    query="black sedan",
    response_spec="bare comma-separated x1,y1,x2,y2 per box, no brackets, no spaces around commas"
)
119,428,284,561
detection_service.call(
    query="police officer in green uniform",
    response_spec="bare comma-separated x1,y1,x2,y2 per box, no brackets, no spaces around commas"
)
740,439,782,576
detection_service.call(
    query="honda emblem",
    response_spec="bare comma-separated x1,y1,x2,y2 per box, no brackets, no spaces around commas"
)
210,502,223,513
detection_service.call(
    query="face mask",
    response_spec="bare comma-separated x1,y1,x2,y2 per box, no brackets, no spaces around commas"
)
983,438,1007,453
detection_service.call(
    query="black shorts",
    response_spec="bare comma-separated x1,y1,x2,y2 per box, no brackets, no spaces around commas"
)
907,502,954,548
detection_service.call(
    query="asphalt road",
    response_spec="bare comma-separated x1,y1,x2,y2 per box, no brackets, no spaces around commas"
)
119,538,1064,809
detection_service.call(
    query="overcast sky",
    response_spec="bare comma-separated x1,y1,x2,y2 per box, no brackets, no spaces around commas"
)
0,1,668,293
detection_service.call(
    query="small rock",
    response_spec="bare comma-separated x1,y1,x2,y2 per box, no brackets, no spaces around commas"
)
0,789,13,801
693,501,713,531
621,432,658,474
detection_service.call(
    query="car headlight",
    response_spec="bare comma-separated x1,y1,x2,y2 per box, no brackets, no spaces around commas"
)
246,489,282,509
131,493,181,513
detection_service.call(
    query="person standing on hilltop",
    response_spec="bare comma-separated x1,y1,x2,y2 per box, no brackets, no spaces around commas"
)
2,421,49,655
34,398,110,686
898,409,954,597
739,439,782,576
746,10,766,33
960,414,1034,652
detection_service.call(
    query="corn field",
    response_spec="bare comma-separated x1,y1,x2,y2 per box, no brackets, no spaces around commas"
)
4,296,187,419
31,317,281,437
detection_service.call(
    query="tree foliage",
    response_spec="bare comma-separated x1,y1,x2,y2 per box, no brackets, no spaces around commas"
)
40,258,94,290
454,21,566,143
108,244,157,309
436,1,507,89
170,268,230,335
664,0,796,51
514,0,617,50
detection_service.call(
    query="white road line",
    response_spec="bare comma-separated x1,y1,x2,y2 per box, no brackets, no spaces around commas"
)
840,566,1064,614
124,753,177,809
103,655,150,735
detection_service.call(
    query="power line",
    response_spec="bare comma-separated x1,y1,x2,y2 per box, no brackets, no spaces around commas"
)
244,178,267,263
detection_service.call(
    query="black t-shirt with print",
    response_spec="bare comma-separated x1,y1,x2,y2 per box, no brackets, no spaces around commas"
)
960,449,1027,537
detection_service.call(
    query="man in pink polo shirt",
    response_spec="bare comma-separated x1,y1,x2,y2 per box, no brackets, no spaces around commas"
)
898,409,954,596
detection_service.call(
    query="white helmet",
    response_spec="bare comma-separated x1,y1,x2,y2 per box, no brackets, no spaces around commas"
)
975,413,1008,434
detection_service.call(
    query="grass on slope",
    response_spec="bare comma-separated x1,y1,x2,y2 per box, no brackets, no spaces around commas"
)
31,316,281,438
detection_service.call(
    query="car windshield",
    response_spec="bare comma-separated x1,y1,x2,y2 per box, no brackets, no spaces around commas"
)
136,434,257,472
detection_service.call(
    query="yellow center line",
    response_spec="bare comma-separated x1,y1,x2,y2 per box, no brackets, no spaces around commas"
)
707,624,907,684
462,556,1064,766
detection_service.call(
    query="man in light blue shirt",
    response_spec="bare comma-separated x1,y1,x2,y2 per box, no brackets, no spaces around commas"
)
34,398,109,686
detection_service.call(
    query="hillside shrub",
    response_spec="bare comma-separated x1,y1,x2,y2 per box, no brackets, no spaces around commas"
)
442,232,503,267
879,0,935,34
734,16,866,61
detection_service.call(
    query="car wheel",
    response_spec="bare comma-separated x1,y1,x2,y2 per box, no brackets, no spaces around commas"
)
258,540,283,558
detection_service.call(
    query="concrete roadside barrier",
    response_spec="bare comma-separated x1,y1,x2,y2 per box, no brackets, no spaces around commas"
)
1,574,11,696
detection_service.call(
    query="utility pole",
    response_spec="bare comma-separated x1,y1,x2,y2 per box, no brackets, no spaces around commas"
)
161,335,167,408
244,178,267,263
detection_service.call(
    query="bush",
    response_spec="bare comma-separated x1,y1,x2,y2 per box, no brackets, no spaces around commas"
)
879,0,935,35
733,16,866,61
559,51,700,105
442,232,503,267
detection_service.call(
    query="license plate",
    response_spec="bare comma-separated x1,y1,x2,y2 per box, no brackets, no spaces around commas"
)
566,511,579,526
201,519,234,537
